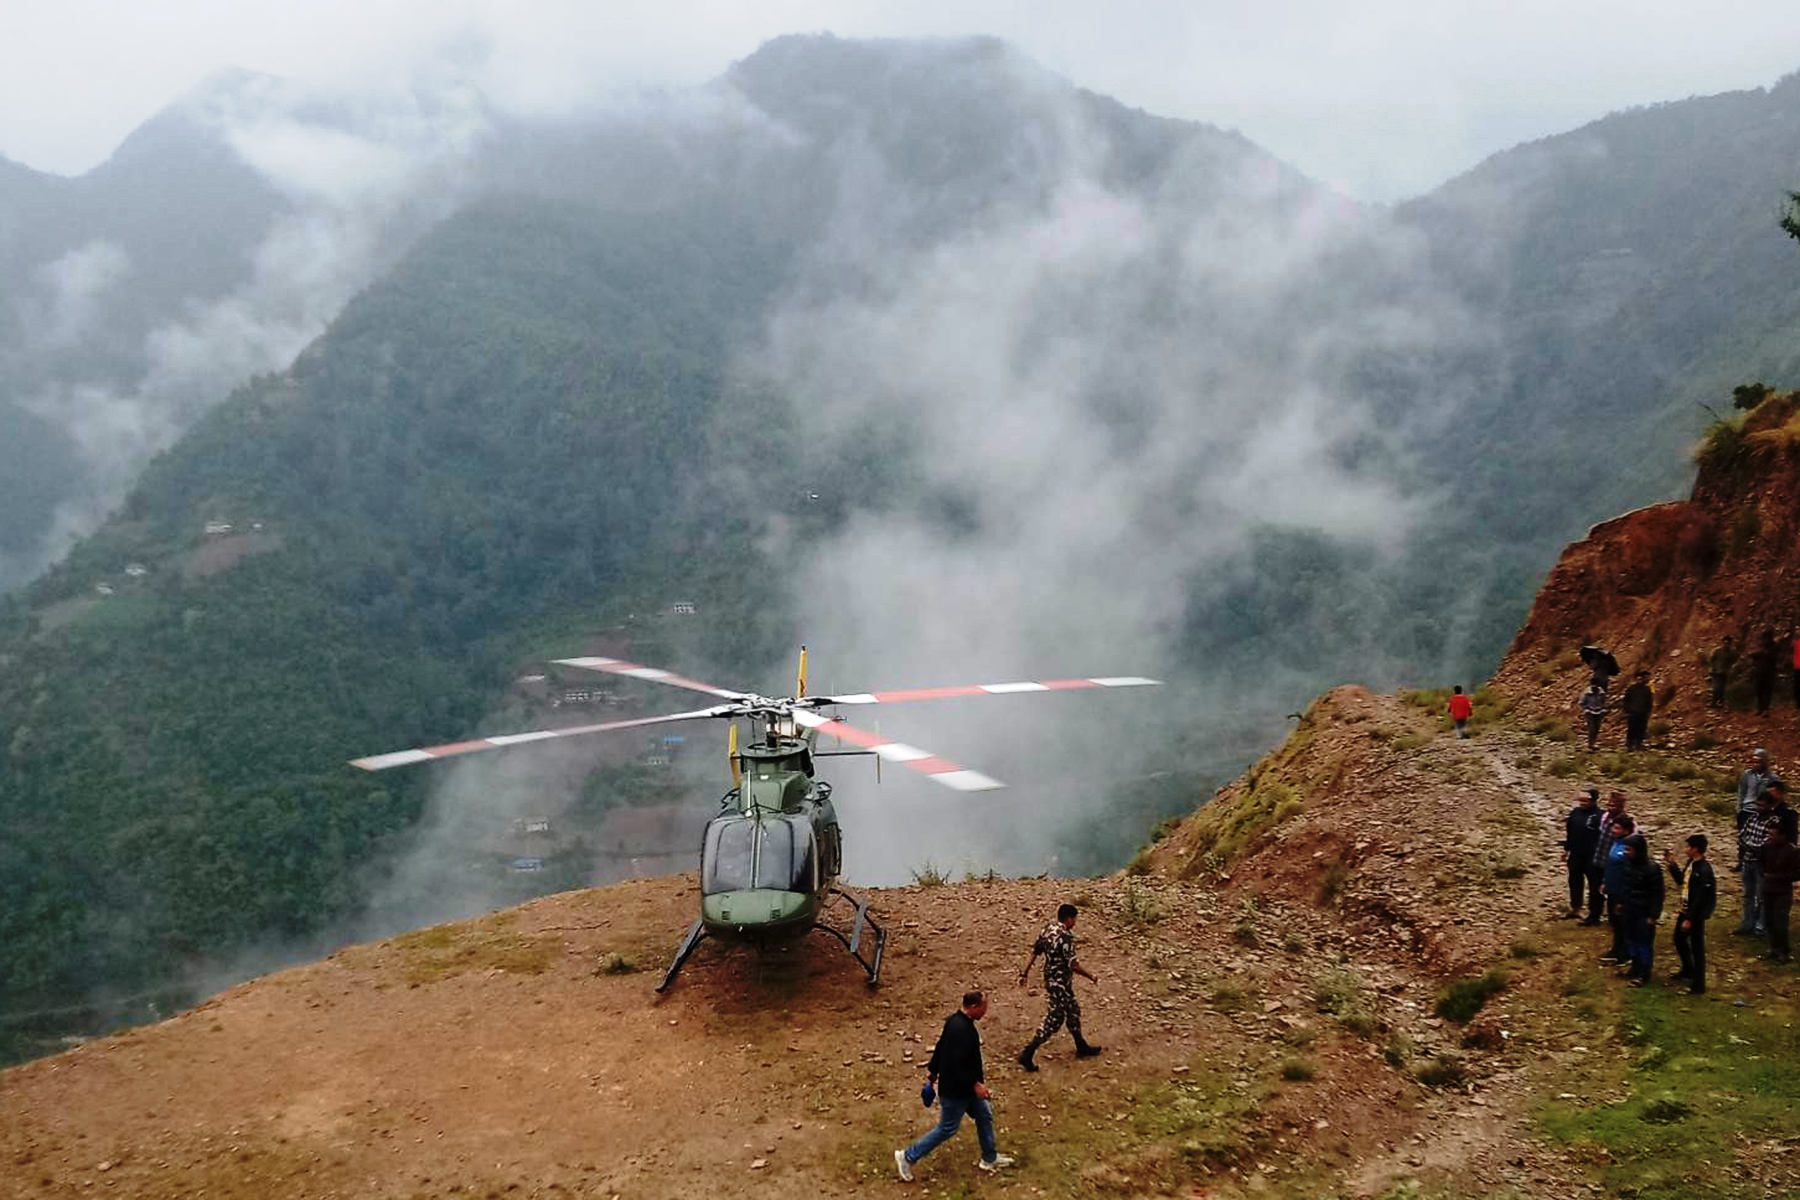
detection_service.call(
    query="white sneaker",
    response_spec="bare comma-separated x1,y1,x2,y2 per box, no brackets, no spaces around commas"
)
894,1149,914,1182
976,1154,1015,1171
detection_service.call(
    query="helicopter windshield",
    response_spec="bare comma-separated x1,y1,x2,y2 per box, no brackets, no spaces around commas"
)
702,817,817,895
704,820,757,893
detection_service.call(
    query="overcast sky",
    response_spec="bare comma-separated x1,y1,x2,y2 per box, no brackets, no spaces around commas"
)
4,1,1799,200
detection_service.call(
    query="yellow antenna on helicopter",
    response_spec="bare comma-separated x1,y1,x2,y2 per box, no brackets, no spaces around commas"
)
727,722,741,788
796,645,808,698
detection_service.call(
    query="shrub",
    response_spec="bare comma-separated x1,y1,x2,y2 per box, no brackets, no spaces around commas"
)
1279,1059,1315,1082
597,952,639,975
911,861,947,887
1317,859,1351,904
1436,970,1507,1023
1733,382,1773,411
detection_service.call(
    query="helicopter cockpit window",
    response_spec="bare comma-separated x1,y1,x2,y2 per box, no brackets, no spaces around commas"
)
703,820,757,893
745,817,818,893
753,818,796,890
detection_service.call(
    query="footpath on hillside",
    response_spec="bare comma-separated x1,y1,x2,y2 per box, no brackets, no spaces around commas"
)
4,689,1800,1200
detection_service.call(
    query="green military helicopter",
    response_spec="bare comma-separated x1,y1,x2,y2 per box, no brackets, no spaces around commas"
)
352,649,1159,991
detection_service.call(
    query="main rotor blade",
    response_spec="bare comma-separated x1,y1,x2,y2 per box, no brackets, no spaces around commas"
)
553,656,749,701
350,705,734,771
789,709,1004,792
818,676,1161,706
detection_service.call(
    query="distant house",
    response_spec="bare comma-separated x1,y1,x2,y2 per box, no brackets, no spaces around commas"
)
523,817,551,835
552,687,619,708
203,521,233,536
645,752,672,767
509,856,546,873
94,583,114,596
123,563,148,577
669,600,698,616
661,734,687,747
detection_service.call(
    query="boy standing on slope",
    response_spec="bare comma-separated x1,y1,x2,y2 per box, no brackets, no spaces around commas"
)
1664,834,1717,994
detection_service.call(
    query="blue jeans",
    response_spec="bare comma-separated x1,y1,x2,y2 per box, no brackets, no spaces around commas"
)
904,1093,996,1165
1740,860,1765,932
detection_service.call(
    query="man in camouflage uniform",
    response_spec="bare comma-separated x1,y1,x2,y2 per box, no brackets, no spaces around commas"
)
1016,903,1101,1071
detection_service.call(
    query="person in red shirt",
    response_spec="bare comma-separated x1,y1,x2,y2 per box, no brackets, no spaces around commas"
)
1448,685,1474,739
1789,629,1800,709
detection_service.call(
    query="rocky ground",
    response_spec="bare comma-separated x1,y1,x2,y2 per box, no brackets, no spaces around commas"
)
5,687,1799,1200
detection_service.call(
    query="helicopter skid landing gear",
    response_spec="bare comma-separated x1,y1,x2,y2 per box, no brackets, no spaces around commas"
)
656,917,708,993
813,886,887,987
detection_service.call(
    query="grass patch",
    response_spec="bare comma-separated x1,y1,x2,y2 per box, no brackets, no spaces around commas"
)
1129,1072,1264,1174
1435,970,1507,1023
1538,979,1800,1200
595,952,639,975
390,916,554,984
1392,732,1431,752
1279,1059,1316,1082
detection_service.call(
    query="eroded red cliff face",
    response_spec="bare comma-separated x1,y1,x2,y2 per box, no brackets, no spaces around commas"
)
1492,390,1800,737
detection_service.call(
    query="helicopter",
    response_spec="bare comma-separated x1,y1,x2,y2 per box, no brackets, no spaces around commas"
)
351,649,1160,991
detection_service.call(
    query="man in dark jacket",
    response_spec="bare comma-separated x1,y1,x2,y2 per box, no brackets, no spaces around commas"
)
1759,814,1800,964
1620,672,1654,751
1561,788,1603,919
1665,834,1717,994
897,990,1013,1181
1620,834,1665,984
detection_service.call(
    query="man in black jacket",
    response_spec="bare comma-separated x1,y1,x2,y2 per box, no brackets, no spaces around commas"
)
1621,672,1654,751
1561,788,1603,919
896,990,1013,1181
1665,833,1718,994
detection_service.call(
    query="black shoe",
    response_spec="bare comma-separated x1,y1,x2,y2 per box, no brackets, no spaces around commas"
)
1599,955,1623,965
1017,1039,1042,1073
1668,970,1691,981
1075,1043,1102,1059
1578,917,1601,926
1687,986,1706,995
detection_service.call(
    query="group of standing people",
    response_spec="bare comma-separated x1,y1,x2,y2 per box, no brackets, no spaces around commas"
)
1708,629,1800,715
1558,746,1800,993
895,903,1101,1183
1575,668,1656,752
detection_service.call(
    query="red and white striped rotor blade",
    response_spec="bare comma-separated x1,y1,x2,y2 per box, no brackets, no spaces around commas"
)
552,656,749,701
350,705,732,771
819,676,1160,706
789,709,1004,793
